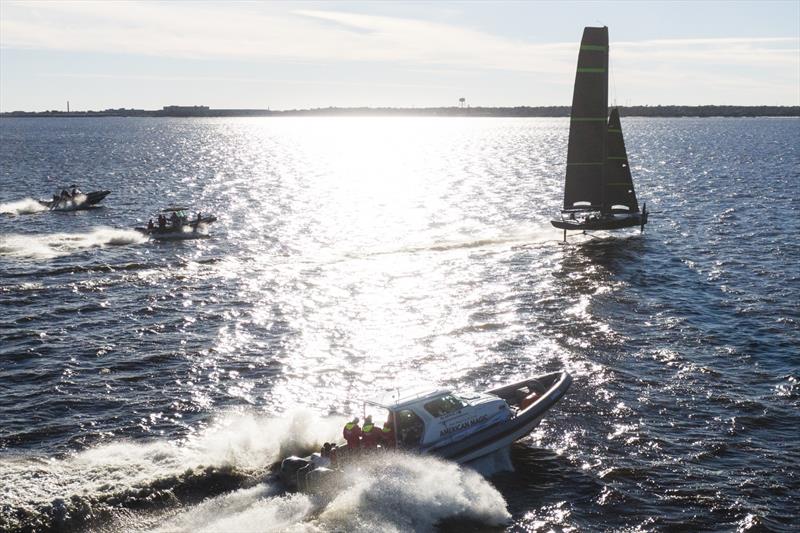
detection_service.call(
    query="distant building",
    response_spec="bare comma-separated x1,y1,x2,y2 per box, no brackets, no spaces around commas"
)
161,105,210,116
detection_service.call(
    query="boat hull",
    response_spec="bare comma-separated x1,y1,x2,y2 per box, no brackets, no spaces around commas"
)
551,212,646,231
134,227,211,241
430,372,572,463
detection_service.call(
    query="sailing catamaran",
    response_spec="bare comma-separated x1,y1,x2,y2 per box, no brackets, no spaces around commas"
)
551,26,648,241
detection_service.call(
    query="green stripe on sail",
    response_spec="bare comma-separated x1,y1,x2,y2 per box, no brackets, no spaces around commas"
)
607,156,628,160
576,67,605,73
570,117,607,122
608,128,622,133
567,162,604,166
607,182,631,186
580,45,607,51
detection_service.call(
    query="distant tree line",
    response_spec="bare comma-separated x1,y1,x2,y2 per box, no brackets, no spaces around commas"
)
2,105,798,118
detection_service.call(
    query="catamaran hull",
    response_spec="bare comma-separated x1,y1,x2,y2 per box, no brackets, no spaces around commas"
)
39,190,111,211
551,212,646,231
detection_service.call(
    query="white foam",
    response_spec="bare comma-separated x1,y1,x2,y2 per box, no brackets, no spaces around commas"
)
317,453,510,532
0,410,344,521
50,193,88,211
0,227,147,259
0,198,48,215
144,453,509,533
152,487,317,533
1,411,510,532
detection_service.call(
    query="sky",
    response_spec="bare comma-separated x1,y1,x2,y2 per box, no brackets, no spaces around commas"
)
0,0,798,112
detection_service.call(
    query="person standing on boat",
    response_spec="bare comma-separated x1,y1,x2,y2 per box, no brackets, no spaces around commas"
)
361,415,380,449
343,417,362,449
381,416,395,449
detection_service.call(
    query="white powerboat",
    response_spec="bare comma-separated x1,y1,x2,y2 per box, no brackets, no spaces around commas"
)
39,189,111,211
280,371,572,492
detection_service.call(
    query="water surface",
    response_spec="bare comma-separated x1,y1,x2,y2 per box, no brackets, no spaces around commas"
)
1,116,798,532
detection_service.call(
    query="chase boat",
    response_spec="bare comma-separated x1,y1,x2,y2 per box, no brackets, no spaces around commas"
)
280,371,571,492
39,189,111,211
134,207,218,241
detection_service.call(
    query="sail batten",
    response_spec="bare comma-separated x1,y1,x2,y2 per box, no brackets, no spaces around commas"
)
563,26,609,210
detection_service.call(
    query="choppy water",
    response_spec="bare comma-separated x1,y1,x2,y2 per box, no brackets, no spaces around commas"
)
0,116,798,532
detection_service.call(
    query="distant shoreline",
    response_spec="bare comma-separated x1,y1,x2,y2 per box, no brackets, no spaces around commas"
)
1,105,798,118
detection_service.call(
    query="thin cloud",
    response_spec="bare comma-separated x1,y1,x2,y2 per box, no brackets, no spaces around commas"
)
614,37,799,66
36,71,461,90
1,1,797,100
2,1,796,73
0,2,571,73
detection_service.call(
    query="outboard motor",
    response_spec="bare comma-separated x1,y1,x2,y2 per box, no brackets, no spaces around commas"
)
305,466,337,496
279,456,311,491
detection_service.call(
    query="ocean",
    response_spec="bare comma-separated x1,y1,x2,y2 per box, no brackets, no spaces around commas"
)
1,116,798,532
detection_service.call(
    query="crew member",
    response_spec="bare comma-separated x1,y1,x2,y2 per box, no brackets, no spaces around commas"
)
321,442,333,458
311,443,332,468
343,417,362,449
381,416,395,449
147,219,154,230
361,415,380,449
327,443,338,466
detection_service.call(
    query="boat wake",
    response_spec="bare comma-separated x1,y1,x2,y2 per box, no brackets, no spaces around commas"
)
0,227,147,259
149,453,510,533
0,411,510,532
420,232,553,253
0,198,48,215
360,226,558,259
420,227,557,253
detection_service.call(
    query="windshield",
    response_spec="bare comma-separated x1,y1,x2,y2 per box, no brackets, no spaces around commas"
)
423,394,465,417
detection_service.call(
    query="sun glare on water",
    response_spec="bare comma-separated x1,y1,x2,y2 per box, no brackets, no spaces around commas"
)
192,117,561,414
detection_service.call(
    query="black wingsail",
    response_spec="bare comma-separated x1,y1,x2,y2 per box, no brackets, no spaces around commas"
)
552,26,648,238
603,108,639,213
563,26,609,211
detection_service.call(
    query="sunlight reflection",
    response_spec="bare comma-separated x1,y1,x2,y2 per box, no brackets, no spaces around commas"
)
194,118,575,413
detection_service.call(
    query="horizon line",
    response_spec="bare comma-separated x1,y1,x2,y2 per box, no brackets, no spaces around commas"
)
3,104,800,112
